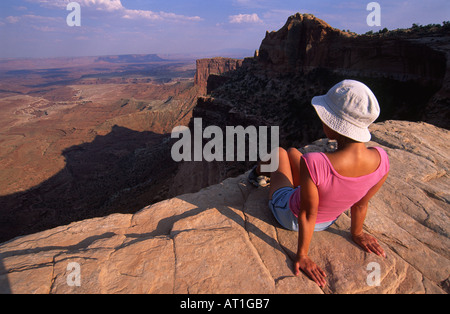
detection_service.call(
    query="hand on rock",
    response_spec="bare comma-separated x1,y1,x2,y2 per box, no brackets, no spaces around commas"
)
294,255,327,287
352,232,386,258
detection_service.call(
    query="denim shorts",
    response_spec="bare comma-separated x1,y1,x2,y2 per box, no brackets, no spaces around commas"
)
268,187,336,232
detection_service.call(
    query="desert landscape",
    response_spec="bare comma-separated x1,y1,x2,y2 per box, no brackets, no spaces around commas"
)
0,55,201,242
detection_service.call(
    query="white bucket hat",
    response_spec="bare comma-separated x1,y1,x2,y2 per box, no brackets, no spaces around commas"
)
311,80,380,143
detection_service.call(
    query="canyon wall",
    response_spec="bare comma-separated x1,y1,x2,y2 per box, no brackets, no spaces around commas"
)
258,14,446,83
194,58,243,94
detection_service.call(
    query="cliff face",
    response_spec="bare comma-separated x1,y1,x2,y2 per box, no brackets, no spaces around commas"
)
256,13,449,128
0,121,448,294
258,14,446,83
194,58,243,94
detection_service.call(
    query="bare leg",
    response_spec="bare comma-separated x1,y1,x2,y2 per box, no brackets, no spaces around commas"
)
253,147,303,199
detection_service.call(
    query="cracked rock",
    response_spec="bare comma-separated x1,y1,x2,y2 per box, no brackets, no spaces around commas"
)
0,121,448,294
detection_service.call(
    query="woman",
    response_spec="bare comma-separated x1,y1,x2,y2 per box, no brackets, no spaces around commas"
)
249,80,390,287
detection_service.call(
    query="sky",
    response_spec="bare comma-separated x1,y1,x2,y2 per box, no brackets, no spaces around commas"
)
0,0,449,59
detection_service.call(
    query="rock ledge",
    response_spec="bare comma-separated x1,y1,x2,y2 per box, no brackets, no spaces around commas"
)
0,121,448,294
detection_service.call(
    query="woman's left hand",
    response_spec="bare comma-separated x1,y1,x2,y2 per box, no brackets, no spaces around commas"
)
352,232,386,258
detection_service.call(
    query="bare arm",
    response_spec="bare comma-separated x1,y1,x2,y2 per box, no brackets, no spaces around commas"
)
294,157,327,287
297,158,319,256
351,172,389,257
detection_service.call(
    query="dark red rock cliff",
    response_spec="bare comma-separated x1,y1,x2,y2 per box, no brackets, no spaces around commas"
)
195,58,243,94
258,13,446,85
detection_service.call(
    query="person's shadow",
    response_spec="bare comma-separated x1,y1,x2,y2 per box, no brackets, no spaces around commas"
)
0,259,10,294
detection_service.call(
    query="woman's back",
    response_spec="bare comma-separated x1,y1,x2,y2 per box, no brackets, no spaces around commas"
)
325,146,381,178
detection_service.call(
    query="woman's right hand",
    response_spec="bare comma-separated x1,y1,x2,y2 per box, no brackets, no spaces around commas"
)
294,255,327,287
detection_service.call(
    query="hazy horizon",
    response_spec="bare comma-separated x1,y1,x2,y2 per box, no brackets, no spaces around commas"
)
0,0,449,59
0,48,255,61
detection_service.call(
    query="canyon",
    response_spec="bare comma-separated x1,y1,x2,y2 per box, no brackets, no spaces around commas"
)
0,55,200,242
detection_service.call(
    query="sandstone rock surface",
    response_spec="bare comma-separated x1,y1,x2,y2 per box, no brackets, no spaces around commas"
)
0,121,448,294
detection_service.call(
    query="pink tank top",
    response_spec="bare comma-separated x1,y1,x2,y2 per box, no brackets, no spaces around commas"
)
289,147,390,223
